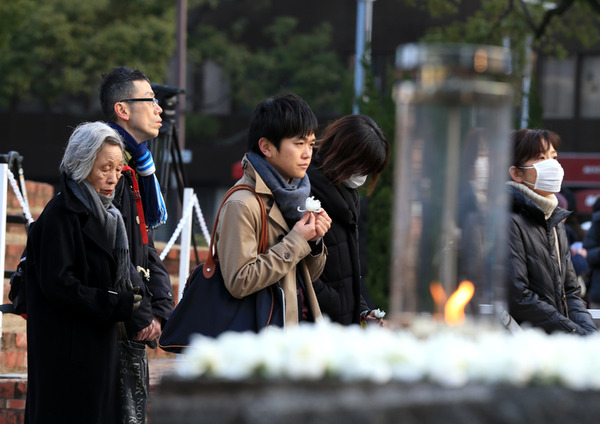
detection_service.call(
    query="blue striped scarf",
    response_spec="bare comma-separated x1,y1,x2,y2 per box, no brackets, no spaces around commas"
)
108,123,168,228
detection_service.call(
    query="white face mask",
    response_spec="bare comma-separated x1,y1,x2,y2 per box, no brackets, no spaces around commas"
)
520,159,564,193
342,174,368,189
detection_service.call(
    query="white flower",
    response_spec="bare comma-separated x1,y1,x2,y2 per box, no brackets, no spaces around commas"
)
425,332,476,387
373,308,386,319
175,318,600,391
297,196,322,213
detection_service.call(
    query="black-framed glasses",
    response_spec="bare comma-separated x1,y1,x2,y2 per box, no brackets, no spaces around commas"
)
119,97,160,107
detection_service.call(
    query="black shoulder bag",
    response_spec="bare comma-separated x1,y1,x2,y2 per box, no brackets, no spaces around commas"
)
158,184,284,353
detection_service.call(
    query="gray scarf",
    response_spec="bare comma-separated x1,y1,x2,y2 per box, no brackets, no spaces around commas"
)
67,178,133,292
247,152,311,227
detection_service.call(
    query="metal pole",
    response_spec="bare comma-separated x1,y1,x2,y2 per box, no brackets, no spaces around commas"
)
175,0,187,149
353,0,366,115
365,0,375,44
520,36,533,129
353,0,376,114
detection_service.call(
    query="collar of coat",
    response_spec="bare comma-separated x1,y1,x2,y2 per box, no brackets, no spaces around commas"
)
60,173,90,215
508,182,570,228
307,163,358,226
58,173,116,259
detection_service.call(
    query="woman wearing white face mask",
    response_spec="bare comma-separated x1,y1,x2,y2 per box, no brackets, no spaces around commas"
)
506,129,596,335
307,115,390,326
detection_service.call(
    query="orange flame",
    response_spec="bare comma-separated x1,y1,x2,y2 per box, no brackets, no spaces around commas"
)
429,281,447,319
444,280,475,326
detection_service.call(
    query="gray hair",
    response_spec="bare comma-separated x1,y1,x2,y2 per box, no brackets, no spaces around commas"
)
60,122,124,182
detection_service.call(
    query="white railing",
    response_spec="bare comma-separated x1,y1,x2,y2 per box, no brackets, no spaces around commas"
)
0,164,8,337
159,187,211,300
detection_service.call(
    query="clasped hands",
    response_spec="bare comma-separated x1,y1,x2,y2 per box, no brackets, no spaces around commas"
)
293,209,332,242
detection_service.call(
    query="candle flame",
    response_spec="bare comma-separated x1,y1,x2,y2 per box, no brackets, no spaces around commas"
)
444,280,475,326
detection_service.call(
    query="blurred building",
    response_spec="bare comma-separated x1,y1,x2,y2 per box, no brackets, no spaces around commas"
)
2,0,600,226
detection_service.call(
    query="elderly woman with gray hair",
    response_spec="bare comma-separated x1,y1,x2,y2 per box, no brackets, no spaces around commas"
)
24,121,141,424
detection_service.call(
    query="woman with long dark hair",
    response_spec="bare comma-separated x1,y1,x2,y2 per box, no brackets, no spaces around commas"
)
308,114,390,326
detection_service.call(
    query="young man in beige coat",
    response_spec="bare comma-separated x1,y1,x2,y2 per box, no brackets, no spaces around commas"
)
215,93,331,326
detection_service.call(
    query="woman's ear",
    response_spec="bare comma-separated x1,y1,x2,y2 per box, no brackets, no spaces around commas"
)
509,166,523,183
258,137,273,158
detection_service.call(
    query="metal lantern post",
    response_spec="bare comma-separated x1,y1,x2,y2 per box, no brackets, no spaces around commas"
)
389,43,514,326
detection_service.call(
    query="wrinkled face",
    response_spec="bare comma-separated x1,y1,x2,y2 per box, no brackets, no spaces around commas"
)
261,134,316,181
118,79,163,143
86,143,124,197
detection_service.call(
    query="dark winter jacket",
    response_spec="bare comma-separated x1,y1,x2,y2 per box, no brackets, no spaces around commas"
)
113,169,174,338
25,174,135,424
507,185,597,335
583,210,600,303
308,164,370,325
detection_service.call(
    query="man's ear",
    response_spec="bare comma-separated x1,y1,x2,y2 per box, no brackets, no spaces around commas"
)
258,137,273,158
509,166,523,183
114,102,131,122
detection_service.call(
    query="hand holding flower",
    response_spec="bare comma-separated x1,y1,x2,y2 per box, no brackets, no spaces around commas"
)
298,196,323,213
312,208,332,240
362,308,386,327
373,308,386,319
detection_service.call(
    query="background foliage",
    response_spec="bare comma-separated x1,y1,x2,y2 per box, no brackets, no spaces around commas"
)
364,0,600,310
3,0,600,311
0,0,175,110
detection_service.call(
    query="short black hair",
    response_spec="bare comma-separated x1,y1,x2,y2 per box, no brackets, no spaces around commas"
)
247,93,318,156
99,66,151,122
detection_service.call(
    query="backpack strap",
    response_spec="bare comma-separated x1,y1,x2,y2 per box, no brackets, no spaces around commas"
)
123,166,149,245
203,184,268,278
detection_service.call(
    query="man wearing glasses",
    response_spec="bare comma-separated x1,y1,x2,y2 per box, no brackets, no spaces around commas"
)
100,66,168,228
99,66,174,424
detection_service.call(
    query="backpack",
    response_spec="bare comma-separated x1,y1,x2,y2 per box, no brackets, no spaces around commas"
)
0,249,27,319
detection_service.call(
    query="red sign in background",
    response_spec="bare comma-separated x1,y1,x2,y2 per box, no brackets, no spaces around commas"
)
560,154,600,185
560,154,600,215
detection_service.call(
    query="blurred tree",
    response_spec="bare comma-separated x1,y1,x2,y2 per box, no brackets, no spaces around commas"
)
362,0,600,310
0,0,175,110
401,0,600,49
187,4,348,115
399,0,600,121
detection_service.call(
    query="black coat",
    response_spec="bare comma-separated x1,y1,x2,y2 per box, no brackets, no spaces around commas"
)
113,169,174,337
25,174,135,424
507,185,597,335
308,164,370,325
583,210,600,303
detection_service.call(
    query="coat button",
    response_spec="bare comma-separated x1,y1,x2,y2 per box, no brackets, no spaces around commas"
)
284,253,290,259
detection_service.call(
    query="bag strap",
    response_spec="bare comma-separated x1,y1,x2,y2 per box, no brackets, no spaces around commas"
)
203,184,268,278
122,166,149,245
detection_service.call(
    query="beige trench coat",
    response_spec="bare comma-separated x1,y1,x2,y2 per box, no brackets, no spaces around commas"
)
215,156,325,326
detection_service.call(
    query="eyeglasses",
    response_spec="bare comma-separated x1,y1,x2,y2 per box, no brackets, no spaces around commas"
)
119,98,160,107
